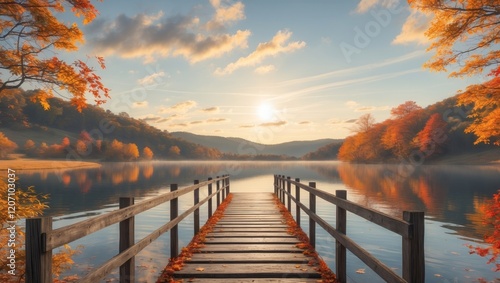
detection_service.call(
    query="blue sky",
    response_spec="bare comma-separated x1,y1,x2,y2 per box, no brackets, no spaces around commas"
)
69,0,476,144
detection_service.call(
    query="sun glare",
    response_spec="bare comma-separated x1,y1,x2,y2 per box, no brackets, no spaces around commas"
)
257,103,275,121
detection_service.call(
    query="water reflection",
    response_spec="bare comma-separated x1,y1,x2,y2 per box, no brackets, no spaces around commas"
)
16,161,500,282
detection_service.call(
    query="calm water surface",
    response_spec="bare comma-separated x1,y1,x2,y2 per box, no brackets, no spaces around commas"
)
17,161,500,282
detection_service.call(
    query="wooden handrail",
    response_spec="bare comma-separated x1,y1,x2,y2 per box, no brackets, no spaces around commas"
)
26,175,230,283
274,174,424,283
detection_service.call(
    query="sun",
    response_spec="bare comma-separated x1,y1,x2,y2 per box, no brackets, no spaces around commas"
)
257,102,275,121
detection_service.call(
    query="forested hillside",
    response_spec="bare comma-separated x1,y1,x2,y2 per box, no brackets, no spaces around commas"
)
336,97,498,163
0,89,222,160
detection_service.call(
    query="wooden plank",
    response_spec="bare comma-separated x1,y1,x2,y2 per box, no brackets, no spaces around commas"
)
174,263,321,278
206,232,294,238
214,224,288,228
204,237,299,244
180,278,321,283
199,244,304,253
210,228,288,233
187,253,311,263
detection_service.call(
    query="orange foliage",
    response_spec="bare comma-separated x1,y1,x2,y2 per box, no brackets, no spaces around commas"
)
157,193,234,283
273,195,337,282
0,132,18,159
414,113,448,155
468,190,500,272
142,146,154,160
408,1,500,145
0,0,109,111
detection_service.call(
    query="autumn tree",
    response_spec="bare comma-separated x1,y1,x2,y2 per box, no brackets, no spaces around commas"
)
169,145,181,157
0,132,17,158
468,190,500,272
142,146,154,160
352,113,375,133
408,0,500,145
24,139,36,154
0,0,110,111
414,113,448,156
123,143,139,160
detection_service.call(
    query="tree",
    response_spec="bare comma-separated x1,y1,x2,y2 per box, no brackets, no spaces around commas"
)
390,101,422,119
142,146,154,160
169,145,181,157
24,139,36,153
414,113,448,155
0,132,17,158
123,143,139,160
408,0,500,145
352,113,375,133
468,190,500,272
0,0,109,111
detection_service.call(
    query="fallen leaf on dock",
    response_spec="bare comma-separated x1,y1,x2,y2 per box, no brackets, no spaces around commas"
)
295,265,301,268
356,268,365,274
434,274,442,277
195,267,205,271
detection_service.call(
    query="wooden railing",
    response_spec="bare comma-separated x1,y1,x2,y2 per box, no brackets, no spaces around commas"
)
25,175,231,283
274,175,424,283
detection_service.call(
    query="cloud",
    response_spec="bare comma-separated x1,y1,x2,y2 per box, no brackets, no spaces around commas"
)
298,121,311,125
201,106,220,113
156,114,181,123
158,101,197,113
254,65,276,74
393,10,432,45
190,121,203,125
239,124,254,128
330,119,356,124
140,114,162,122
259,120,287,127
132,101,148,108
137,71,167,85
345,100,390,112
355,0,399,13
207,118,227,123
215,30,306,75
170,123,189,127
86,7,250,63
206,0,245,30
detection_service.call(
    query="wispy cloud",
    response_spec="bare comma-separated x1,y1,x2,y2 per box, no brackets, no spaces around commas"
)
132,101,149,108
137,71,168,85
345,100,390,112
259,120,287,127
254,65,276,74
239,124,254,128
215,30,306,75
207,118,227,123
201,106,220,113
86,3,250,63
355,0,400,14
298,121,311,125
393,10,432,45
158,101,197,113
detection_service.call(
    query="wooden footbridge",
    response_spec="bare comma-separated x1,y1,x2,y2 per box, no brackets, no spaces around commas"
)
26,175,424,283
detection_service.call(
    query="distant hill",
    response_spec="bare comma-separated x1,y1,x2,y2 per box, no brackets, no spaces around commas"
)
171,132,339,158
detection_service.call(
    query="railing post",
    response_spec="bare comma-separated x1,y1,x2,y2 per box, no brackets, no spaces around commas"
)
194,180,200,236
335,190,347,283
287,176,291,212
216,176,221,208
208,177,213,218
26,217,52,283
403,211,425,283
309,182,316,249
295,178,300,227
119,197,135,283
221,175,226,202
170,184,178,258
226,175,230,195
274,175,277,195
281,176,286,203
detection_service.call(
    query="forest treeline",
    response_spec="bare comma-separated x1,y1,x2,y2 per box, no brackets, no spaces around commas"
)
0,89,222,160
333,96,497,163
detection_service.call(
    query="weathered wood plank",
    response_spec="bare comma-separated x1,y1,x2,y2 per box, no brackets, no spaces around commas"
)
175,263,321,278
199,244,304,253
204,237,299,244
206,232,294,238
180,278,321,283
187,253,310,263
210,228,288,233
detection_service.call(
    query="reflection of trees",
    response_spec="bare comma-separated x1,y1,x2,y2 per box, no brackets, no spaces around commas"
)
142,165,154,179
336,163,500,239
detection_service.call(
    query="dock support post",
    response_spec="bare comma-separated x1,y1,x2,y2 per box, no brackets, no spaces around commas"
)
309,182,316,249
194,180,200,236
287,176,292,212
26,217,52,283
119,197,135,283
170,184,179,258
295,178,300,228
403,211,425,283
336,190,347,283
208,177,213,218
216,176,221,208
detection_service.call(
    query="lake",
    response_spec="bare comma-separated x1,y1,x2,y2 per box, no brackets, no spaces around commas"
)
17,161,500,282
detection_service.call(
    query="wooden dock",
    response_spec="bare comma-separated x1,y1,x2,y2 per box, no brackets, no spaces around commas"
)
170,192,325,282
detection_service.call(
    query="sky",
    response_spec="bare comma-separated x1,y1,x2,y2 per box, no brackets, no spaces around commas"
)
62,0,479,144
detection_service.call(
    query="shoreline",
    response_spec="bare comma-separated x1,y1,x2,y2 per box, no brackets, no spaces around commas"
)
0,157,101,171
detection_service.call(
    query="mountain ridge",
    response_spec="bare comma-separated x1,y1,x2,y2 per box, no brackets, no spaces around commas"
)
171,131,340,158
